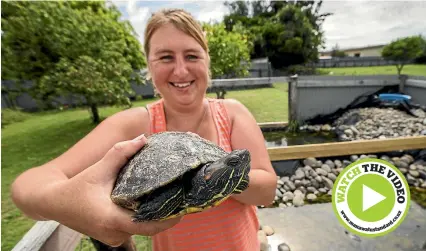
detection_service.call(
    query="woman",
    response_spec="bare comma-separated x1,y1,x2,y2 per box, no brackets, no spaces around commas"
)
11,8,277,251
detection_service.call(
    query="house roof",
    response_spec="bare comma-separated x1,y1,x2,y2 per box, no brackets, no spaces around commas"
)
320,44,386,54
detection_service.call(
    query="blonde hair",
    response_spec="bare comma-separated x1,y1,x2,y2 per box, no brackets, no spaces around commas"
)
143,8,212,87
144,8,209,58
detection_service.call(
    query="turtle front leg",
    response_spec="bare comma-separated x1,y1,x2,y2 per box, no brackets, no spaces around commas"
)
133,181,183,222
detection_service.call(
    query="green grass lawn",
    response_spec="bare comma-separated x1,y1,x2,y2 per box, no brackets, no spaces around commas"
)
317,64,426,76
1,83,288,250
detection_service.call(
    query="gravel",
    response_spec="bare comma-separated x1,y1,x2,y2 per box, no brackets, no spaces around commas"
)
300,107,426,141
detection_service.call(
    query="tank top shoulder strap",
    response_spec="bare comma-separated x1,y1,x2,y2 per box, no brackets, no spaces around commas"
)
207,98,232,153
146,99,166,134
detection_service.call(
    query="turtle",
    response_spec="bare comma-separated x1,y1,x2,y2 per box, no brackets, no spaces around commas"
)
110,131,251,222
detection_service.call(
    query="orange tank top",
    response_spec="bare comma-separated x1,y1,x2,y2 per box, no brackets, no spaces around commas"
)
146,98,260,251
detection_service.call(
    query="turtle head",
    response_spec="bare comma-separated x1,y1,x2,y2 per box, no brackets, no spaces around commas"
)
183,149,251,207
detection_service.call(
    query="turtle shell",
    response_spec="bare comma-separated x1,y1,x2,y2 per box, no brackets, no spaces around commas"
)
111,131,228,211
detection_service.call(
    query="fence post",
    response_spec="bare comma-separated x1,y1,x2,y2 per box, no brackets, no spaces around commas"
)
288,75,298,122
399,74,407,93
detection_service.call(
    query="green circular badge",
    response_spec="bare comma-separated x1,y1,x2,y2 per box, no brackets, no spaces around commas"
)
332,158,410,237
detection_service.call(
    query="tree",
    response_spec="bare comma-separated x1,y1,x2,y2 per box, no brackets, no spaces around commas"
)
381,35,425,75
1,1,146,123
202,22,251,79
223,0,332,69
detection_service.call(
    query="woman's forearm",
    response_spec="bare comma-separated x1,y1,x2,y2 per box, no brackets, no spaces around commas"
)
231,169,276,206
11,165,69,221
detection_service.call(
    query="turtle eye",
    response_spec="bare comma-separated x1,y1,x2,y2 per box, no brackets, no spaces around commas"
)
227,156,240,166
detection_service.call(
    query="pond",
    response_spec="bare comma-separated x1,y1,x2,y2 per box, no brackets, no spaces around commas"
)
262,130,338,147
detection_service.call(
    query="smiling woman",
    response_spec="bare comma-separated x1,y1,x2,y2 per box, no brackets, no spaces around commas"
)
10,8,277,251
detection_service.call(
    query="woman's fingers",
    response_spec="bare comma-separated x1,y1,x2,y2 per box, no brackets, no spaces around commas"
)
90,134,147,182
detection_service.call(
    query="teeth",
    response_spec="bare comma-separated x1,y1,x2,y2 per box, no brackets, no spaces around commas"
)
172,82,192,88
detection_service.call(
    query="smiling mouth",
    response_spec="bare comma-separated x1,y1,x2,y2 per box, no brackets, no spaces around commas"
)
169,80,195,88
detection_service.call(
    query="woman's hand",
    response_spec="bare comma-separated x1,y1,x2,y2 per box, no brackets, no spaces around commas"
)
12,134,181,247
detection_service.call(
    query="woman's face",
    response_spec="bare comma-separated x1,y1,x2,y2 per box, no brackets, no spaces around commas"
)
148,23,209,107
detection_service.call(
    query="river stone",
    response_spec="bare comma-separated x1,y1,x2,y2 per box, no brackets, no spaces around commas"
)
276,189,283,198
295,169,305,179
331,168,340,176
327,173,337,182
321,164,332,173
395,160,409,169
307,193,317,201
278,243,291,251
344,129,353,137
282,192,294,202
409,170,420,178
302,179,310,187
343,160,352,167
309,169,319,177
381,155,390,161
307,186,317,193
299,186,307,194
277,179,284,186
360,154,368,159
323,177,334,190
262,225,275,236
311,179,320,189
285,181,296,191
279,203,286,208
401,155,413,164
304,170,310,177
304,157,317,167
325,160,335,169
281,176,290,182
258,230,269,251
350,155,359,162
334,160,342,168
294,189,304,196
304,165,313,171
294,180,302,188
293,194,305,207
315,176,323,183
318,188,327,193
316,168,328,176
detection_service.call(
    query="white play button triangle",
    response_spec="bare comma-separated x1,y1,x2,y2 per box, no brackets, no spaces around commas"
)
363,184,386,212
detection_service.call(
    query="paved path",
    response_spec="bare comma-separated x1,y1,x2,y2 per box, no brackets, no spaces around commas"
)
257,202,426,251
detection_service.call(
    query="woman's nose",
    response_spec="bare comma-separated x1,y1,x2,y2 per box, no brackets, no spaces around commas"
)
172,56,189,77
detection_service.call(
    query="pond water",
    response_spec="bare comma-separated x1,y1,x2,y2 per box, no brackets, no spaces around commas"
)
263,130,338,147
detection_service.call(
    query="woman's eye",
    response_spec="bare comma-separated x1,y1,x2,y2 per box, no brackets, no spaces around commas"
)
160,55,173,61
187,55,198,60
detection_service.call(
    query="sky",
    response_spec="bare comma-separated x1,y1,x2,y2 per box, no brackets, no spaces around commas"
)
110,0,426,52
